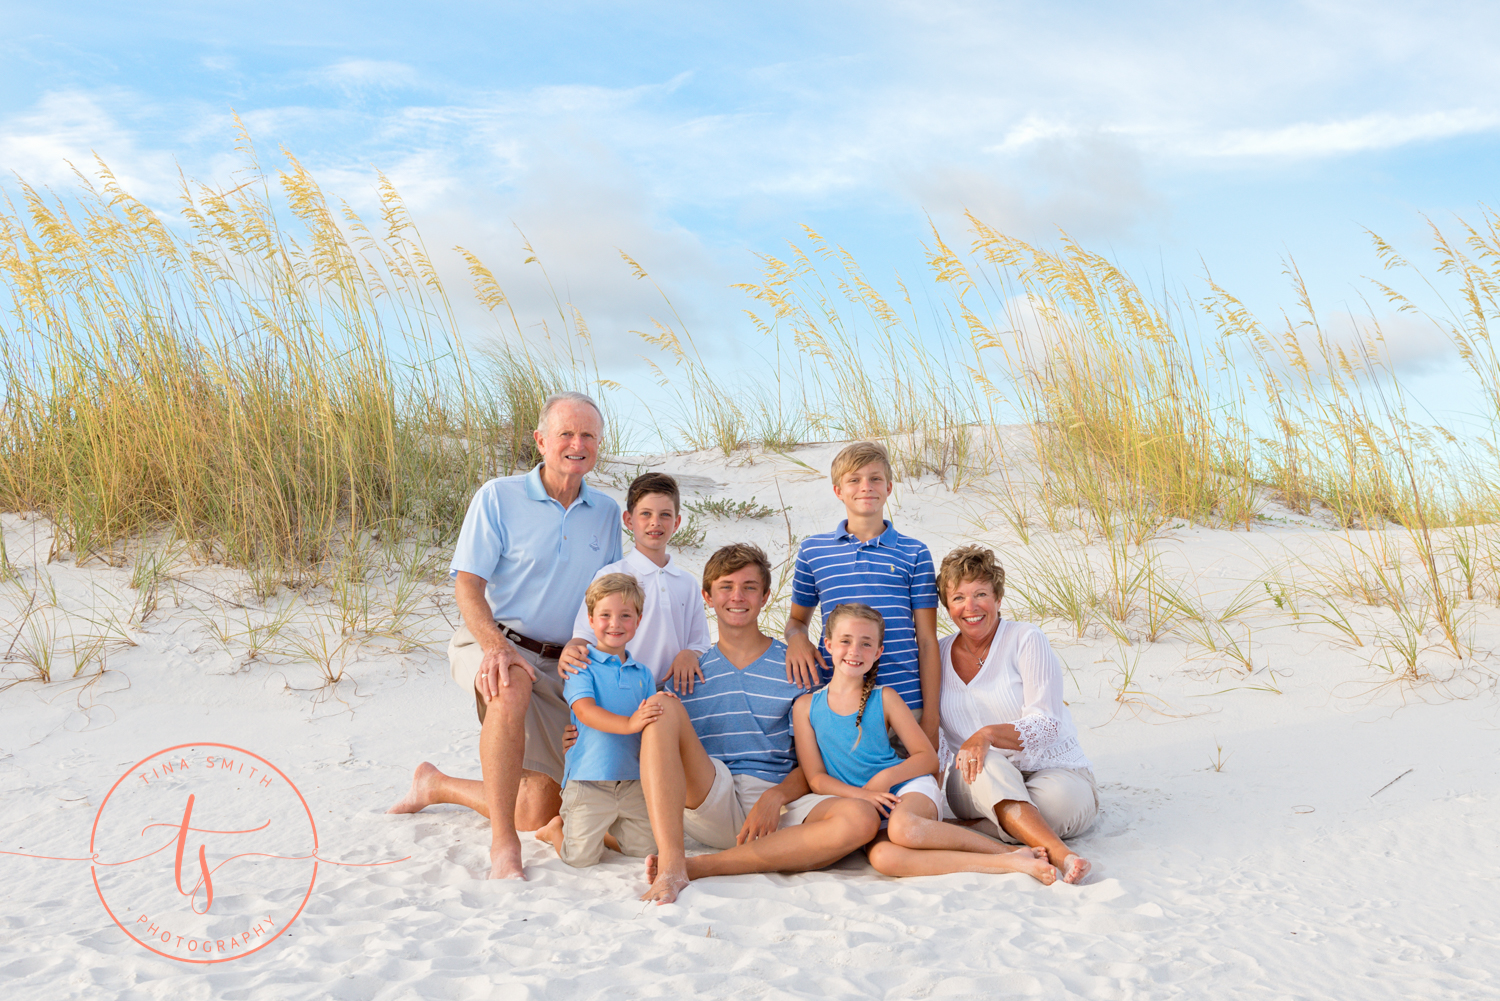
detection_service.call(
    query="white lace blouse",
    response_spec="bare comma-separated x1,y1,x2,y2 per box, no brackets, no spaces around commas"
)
938,621,1092,773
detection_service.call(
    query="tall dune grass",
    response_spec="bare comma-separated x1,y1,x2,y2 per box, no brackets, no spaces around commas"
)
5,137,1500,689
0,137,599,585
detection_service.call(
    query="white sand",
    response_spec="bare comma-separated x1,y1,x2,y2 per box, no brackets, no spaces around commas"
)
2,439,1498,999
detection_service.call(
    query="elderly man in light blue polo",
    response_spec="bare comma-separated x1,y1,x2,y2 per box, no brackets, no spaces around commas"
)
389,392,622,880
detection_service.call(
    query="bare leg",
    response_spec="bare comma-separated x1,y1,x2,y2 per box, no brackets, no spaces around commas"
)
886,793,1020,856
866,833,1057,883
636,695,718,904
385,762,559,831
650,797,879,879
478,668,534,880
996,799,1091,883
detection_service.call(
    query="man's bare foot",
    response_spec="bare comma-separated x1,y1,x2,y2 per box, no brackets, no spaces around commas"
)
639,854,690,905
1060,853,1091,884
534,816,563,845
386,762,441,814
489,841,525,880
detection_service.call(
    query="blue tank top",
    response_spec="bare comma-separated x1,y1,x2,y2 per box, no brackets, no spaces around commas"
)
808,686,921,793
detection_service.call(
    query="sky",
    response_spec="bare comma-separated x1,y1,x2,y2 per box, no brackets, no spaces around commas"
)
3,0,1499,424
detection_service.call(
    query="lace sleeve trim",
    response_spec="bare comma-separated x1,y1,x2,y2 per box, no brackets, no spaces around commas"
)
1013,713,1061,754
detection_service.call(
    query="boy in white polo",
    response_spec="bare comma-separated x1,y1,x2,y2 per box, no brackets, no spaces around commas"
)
558,472,710,687
535,573,661,866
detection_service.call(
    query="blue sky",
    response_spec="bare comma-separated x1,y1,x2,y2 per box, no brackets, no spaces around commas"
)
4,1,1499,416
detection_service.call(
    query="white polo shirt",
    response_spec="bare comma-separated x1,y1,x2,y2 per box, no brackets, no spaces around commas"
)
571,549,712,683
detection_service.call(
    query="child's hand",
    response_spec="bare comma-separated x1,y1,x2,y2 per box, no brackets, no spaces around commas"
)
557,639,591,678
785,634,826,689
624,698,666,734
669,649,705,694
852,786,901,818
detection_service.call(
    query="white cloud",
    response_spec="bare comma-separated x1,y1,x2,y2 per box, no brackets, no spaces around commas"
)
317,59,420,91
1195,109,1500,158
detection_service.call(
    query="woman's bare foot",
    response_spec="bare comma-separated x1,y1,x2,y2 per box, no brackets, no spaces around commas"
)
1060,853,1091,884
490,840,525,880
387,762,441,814
1026,845,1049,860
640,854,690,905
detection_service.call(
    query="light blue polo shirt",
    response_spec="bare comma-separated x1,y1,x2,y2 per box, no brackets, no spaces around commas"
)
562,646,655,783
449,465,623,646
791,519,938,710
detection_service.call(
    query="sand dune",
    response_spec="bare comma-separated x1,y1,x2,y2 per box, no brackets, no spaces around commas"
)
2,442,1497,999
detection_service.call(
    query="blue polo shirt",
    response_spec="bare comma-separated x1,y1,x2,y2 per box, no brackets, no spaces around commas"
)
449,465,623,646
665,640,801,783
790,520,938,710
562,646,655,783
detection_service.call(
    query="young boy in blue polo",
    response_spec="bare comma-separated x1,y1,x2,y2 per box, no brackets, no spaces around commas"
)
783,441,941,754
535,573,661,866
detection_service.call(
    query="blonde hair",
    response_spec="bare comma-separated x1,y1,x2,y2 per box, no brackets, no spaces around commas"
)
585,572,644,615
829,441,893,486
936,545,1007,606
824,603,885,746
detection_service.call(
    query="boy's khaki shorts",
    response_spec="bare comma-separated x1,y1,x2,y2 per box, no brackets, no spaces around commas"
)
559,779,656,867
683,757,834,850
449,624,567,784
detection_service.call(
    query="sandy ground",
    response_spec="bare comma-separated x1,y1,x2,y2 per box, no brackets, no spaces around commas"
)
2,439,1498,999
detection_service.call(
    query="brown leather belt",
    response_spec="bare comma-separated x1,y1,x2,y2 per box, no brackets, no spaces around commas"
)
499,624,566,661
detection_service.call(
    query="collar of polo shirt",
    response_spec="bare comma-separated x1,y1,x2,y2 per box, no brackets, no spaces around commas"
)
524,463,599,508
623,547,683,577
836,518,895,545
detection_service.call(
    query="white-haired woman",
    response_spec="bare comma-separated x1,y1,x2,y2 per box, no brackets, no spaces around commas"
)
936,545,1098,883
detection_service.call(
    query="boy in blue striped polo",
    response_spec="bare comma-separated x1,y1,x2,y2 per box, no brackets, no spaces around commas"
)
784,441,941,754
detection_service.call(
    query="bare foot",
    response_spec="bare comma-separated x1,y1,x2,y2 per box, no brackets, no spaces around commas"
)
639,854,689,905
1025,845,1049,861
1016,852,1058,885
1060,853,1091,884
489,841,525,880
386,762,441,814
534,816,563,849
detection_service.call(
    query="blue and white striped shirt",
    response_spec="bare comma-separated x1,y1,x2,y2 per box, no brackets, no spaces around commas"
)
791,520,938,710
666,640,801,783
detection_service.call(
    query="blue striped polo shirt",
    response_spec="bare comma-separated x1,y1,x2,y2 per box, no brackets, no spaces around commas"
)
790,520,938,710
665,640,801,783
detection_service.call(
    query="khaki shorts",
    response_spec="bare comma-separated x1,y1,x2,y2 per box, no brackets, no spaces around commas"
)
944,749,1099,842
559,780,656,867
683,757,834,850
449,625,567,784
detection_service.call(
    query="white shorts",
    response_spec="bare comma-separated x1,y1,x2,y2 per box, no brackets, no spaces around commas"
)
682,757,834,850
885,774,943,829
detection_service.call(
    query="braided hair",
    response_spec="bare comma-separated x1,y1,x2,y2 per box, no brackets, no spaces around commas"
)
825,603,886,748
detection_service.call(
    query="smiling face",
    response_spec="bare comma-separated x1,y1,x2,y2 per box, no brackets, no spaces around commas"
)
945,577,1000,644
832,460,893,520
588,591,641,654
533,399,602,479
623,492,680,556
705,565,769,630
825,614,884,685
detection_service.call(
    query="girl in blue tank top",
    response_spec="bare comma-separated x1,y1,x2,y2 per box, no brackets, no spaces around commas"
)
792,603,1057,883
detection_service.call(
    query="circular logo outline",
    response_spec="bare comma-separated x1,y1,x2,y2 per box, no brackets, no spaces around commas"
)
90,742,320,964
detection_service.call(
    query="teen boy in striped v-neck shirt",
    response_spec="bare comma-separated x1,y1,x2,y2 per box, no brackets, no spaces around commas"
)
784,441,941,754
